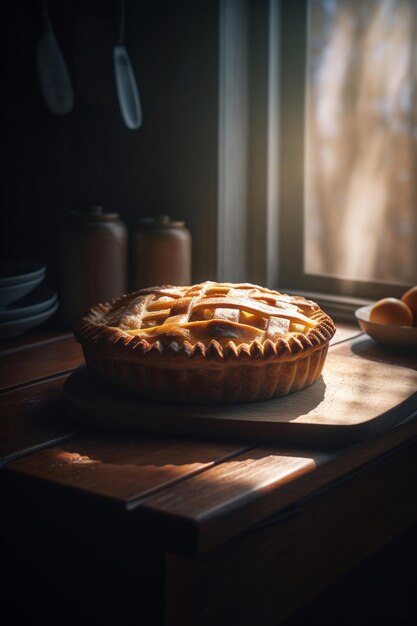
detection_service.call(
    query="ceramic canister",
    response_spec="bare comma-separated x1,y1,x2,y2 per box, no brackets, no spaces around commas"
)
60,206,128,327
132,215,192,290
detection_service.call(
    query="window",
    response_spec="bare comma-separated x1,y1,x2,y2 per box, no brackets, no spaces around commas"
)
218,0,417,314
279,0,417,303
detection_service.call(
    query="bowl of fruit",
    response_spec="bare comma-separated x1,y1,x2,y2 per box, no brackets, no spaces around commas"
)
355,286,417,348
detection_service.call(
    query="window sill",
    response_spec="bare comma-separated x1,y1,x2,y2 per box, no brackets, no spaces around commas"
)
279,288,373,323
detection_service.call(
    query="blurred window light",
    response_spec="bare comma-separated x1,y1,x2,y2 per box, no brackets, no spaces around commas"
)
305,0,417,285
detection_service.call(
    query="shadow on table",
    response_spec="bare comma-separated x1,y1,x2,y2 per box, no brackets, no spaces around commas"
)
351,337,417,370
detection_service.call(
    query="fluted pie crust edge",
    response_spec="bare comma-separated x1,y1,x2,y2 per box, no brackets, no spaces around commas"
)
74,282,336,404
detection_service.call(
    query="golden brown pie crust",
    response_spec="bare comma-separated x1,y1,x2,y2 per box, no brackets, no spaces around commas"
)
74,281,336,404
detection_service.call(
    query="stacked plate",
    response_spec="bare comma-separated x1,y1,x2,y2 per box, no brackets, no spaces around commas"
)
0,261,58,338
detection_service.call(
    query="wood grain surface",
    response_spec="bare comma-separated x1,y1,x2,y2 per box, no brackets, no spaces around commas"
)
0,336,84,392
165,438,417,626
138,407,417,555
63,353,417,446
0,330,73,355
0,375,85,467
6,435,248,504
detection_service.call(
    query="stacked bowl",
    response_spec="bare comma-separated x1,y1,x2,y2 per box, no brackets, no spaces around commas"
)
0,261,58,338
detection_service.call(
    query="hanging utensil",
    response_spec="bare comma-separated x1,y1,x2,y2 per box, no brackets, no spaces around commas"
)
113,0,142,129
36,0,74,115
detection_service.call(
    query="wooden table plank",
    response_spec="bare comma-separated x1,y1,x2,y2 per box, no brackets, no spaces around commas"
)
164,437,417,626
0,375,85,467
138,447,326,555
0,336,84,392
0,330,73,355
137,410,417,556
4,435,249,504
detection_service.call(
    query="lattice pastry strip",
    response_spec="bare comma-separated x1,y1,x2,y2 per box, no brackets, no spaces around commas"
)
110,294,155,330
162,296,196,326
265,316,291,341
214,307,240,322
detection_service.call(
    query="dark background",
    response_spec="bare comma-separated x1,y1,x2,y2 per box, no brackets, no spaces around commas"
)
0,0,219,297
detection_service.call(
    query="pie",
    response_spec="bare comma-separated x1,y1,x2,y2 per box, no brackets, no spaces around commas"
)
74,281,336,404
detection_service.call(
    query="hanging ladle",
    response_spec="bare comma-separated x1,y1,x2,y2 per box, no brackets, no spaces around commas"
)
113,0,142,129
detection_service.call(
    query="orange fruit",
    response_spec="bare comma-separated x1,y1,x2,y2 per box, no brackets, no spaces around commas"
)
369,297,413,326
401,286,417,326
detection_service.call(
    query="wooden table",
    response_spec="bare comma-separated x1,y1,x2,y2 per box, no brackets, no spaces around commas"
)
1,324,416,625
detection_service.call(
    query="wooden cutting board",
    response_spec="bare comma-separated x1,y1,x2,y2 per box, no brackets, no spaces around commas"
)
63,353,417,447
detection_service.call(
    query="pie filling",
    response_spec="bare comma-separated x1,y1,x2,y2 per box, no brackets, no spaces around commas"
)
101,282,321,348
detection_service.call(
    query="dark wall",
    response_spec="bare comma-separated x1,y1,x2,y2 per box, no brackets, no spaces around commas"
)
0,0,220,294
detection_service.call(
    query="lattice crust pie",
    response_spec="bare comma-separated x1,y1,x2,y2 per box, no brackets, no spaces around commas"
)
74,281,336,404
